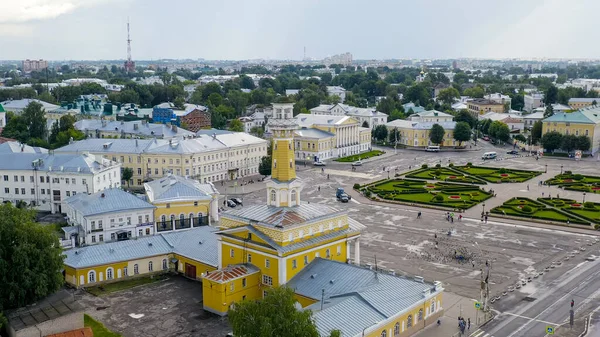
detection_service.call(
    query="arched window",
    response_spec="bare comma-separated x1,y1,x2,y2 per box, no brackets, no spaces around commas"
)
394,323,400,336
291,190,297,203
418,309,423,321
162,259,168,270
270,190,276,202
407,315,413,328
189,213,194,219
430,299,436,313
106,268,114,280
161,215,166,222
149,261,153,272
198,212,203,217
180,214,185,223
381,330,387,337
134,264,139,274
88,270,96,283
170,214,175,221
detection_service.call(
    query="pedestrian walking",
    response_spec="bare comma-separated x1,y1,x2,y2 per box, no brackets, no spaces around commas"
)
459,214,462,221
318,186,320,192
542,192,545,197
468,318,471,329
527,184,529,191
417,211,422,219
451,216,454,223
484,215,488,223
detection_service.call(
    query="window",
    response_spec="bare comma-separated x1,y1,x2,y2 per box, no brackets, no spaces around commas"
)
41,189,45,194
242,278,247,287
66,191,70,197
194,201,198,206
292,259,297,269
124,266,128,276
82,179,86,185
230,249,235,258
111,233,115,240
14,188,18,195
394,323,400,336
262,275,273,286
326,249,331,258
30,176,34,183
98,220,103,229
20,188,24,195
99,234,103,242
3,188,7,194
166,203,170,208
146,228,150,235
430,300,435,313
14,175,17,182
270,190,276,202
149,261,153,272
66,178,69,184
30,188,35,195
247,253,252,263
265,259,270,268
304,256,309,265
88,271,96,283
134,264,139,274
2,175,7,181
407,315,412,328
138,168,142,175
418,309,423,321
106,268,113,280
91,235,96,243
337,245,341,256
381,331,387,337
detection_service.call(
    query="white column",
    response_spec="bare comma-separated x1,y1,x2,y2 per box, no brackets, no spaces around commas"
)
354,238,360,265
211,195,219,223
346,240,351,261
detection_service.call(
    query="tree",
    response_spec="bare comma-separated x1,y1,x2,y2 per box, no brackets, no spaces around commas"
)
173,96,185,110
250,126,264,138
122,167,133,187
388,128,400,144
544,85,558,105
361,120,369,128
488,121,510,142
560,134,578,153
258,143,272,176
389,109,404,121
228,119,245,132
239,75,256,90
373,125,388,142
228,286,322,337
208,93,223,107
429,124,445,145
541,131,563,152
453,122,472,146
0,204,64,316
531,121,543,145
454,109,476,128
437,87,460,105
463,86,485,98
513,134,527,143
22,101,47,141
544,105,554,118
576,135,591,152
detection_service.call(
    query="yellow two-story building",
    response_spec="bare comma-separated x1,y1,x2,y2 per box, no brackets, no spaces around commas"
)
385,119,458,148
541,107,600,154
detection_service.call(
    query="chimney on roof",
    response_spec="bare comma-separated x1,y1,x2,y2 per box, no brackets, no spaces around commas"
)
101,193,105,198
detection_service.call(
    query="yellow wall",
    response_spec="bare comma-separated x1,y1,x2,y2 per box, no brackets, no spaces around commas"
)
386,126,457,147
153,200,211,224
570,101,593,110
202,272,261,315
272,138,296,182
284,241,347,282
542,121,594,137
175,254,217,279
295,138,334,152
295,293,318,308
221,240,280,286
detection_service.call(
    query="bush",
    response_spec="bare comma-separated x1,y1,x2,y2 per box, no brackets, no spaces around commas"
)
449,163,454,167
365,190,372,198
522,205,533,213
498,168,508,174
595,224,600,230
434,195,444,202
353,183,361,189
434,169,442,175
435,164,441,168
573,174,584,181
564,170,572,175
422,164,428,169
584,202,595,209
466,162,473,166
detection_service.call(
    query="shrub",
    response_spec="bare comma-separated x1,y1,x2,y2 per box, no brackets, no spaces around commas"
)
573,174,584,181
353,183,361,189
466,162,473,166
434,169,442,175
584,202,595,209
522,205,533,213
435,164,441,168
595,224,600,230
422,164,428,169
449,163,454,167
564,170,572,175
365,190,372,198
434,195,444,202
498,168,508,174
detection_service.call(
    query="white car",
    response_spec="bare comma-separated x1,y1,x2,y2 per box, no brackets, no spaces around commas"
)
314,161,326,166
352,161,363,166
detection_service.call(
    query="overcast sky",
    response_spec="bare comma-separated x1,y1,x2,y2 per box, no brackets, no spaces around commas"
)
0,0,598,61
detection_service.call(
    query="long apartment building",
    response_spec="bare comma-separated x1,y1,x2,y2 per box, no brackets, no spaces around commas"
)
0,142,121,213
55,130,268,187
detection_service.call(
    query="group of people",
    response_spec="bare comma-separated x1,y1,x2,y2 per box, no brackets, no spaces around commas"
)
458,317,471,333
446,212,462,223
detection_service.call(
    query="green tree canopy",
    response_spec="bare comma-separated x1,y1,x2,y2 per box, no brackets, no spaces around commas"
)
576,135,591,152
258,142,272,176
463,86,485,98
228,286,321,337
122,167,133,186
0,204,64,315
531,121,543,145
560,134,578,153
373,125,388,142
488,121,511,142
429,123,445,145
228,119,245,132
544,85,558,105
541,131,563,152
454,109,476,128
437,87,460,105
453,121,472,146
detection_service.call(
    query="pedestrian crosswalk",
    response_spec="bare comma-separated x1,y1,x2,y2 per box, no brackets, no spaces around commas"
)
470,329,494,337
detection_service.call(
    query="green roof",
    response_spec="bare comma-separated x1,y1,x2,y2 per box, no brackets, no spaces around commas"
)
543,111,596,124
0,104,5,113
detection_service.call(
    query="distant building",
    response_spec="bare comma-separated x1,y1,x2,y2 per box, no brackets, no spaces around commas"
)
178,106,211,132
522,111,545,129
0,99,59,114
385,119,459,148
323,52,353,66
409,110,454,123
483,93,511,108
568,98,600,110
524,93,544,112
403,102,426,114
310,103,388,129
0,103,5,131
326,86,346,102
22,59,48,73
467,99,505,116
542,107,600,154
74,119,195,139
285,89,300,96
152,106,179,125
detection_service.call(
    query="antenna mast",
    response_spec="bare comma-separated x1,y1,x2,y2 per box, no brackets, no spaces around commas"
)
124,18,135,72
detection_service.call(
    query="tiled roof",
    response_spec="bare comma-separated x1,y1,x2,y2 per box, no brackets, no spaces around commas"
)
204,264,259,283
64,188,155,217
46,328,93,337
63,226,219,268
7,290,83,332
287,259,442,337
144,174,218,203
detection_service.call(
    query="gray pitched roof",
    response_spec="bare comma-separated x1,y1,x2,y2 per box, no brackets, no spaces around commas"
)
294,128,335,139
0,152,115,173
74,120,195,139
222,203,344,228
63,226,218,268
287,259,443,337
0,141,48,154
144,175,218,203
64,188,155,216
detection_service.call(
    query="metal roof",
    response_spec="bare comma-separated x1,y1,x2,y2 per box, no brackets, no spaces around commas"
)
63,226,219,268
74,120,195,139
64,188,155,217
0,141,48,154
297,115,355,127
0,99,59,111
223,203,343,228
295,128,335,139
0,152,116,173
543,111,598,124
144,174,218,203
204,264,259,283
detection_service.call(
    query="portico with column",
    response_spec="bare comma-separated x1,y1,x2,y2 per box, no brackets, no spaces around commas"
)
346,237,361,265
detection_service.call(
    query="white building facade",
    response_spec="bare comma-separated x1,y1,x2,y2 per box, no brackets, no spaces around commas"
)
524,93,544,112
310,103,388,129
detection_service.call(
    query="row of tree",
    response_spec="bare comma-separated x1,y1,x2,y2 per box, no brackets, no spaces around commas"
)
372,121,473,147
540,132,591,153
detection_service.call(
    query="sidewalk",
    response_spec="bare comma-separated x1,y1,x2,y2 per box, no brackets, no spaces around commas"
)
412,292,491,337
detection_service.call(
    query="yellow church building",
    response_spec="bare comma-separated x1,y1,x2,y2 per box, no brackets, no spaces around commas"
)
202,103,445,337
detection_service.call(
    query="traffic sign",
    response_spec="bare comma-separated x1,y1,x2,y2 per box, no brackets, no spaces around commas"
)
474,301,482,309
546,326,554,334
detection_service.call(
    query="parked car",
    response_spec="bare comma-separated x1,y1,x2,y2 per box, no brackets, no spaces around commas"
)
507,150,519,155
226,200,237,208
352,161,363,166
314,161,326,166
231,198,243,205
482,136,490,141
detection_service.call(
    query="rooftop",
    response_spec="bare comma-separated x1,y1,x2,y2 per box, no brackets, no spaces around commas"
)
385,119,456,130
7,290,83,332
294,127,335,139
0,151,117,174
74,120,195,139
204,264,259,283
470,98,503,105
543,108,600,124
310,104,387,117
0,98,59,111
0,141,48,154
223,203,344,228
64,188,155,217
413,109,453,118
144,174,218,203
297,115,355,127
63,226,219,268
568,97,600,103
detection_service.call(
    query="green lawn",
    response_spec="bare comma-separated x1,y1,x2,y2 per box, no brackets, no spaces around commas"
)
538,198,600,224
84,314,122,337
365,179,492,209
335,150,385,162
405,167,487,184
545,173,600,194
491,197,589,224
86,275,167,296
454,165,542,183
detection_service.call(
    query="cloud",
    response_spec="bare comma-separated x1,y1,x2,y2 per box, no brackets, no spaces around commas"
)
0,0,120,24
0,23,35,37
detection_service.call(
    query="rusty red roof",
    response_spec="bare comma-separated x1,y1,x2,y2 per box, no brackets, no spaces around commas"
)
204,264,259,283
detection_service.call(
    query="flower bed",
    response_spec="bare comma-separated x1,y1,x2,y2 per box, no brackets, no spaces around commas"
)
449,195,461,199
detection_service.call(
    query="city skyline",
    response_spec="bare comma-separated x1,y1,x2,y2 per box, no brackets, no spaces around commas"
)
1,0,599,61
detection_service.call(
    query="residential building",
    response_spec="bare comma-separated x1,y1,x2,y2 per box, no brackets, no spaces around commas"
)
326,86,346,102
467,98,505,115
524,93,544,112
0,145,121,213
74,119,195,139
178,105,211,132
532,103,571,114
0,103,5,130
201,104,444,337
144,174,219,233
542,107,600,154
0,99,59,114
22,59,48,73
484,93,511,108
385,120,459,148
523,111,545,129
502,117,525,133
63,226,219,287
285,89,300,96
310,103,388,129
323,52,352,66
239,111,266,134
408,110,454,123
55,131,267,187
297,113,372,159
63,188,155,245
568,98,600,110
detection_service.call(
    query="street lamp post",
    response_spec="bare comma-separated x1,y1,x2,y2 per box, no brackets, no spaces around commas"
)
583,192,587,204
545,164,548,173
482,203,486,219
561,165,563,174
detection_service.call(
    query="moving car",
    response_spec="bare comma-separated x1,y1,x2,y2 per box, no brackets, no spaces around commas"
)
507,150,519,155
226,200,237,208
426,145,440,152
482,152,497,160
352,161,363,166
336,187,352,203
314,161,326,166
231,198,243,205
482,136,490,141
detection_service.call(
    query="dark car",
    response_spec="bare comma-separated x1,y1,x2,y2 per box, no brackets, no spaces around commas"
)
226,200,237,208
507,150,519,155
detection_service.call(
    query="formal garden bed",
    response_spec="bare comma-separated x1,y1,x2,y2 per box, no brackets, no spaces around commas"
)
362,178,492,209
490,197,589,225
454,164,542,183
335,150,385,162
545,172,600,193
405,164,487,184
538,198,600,225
